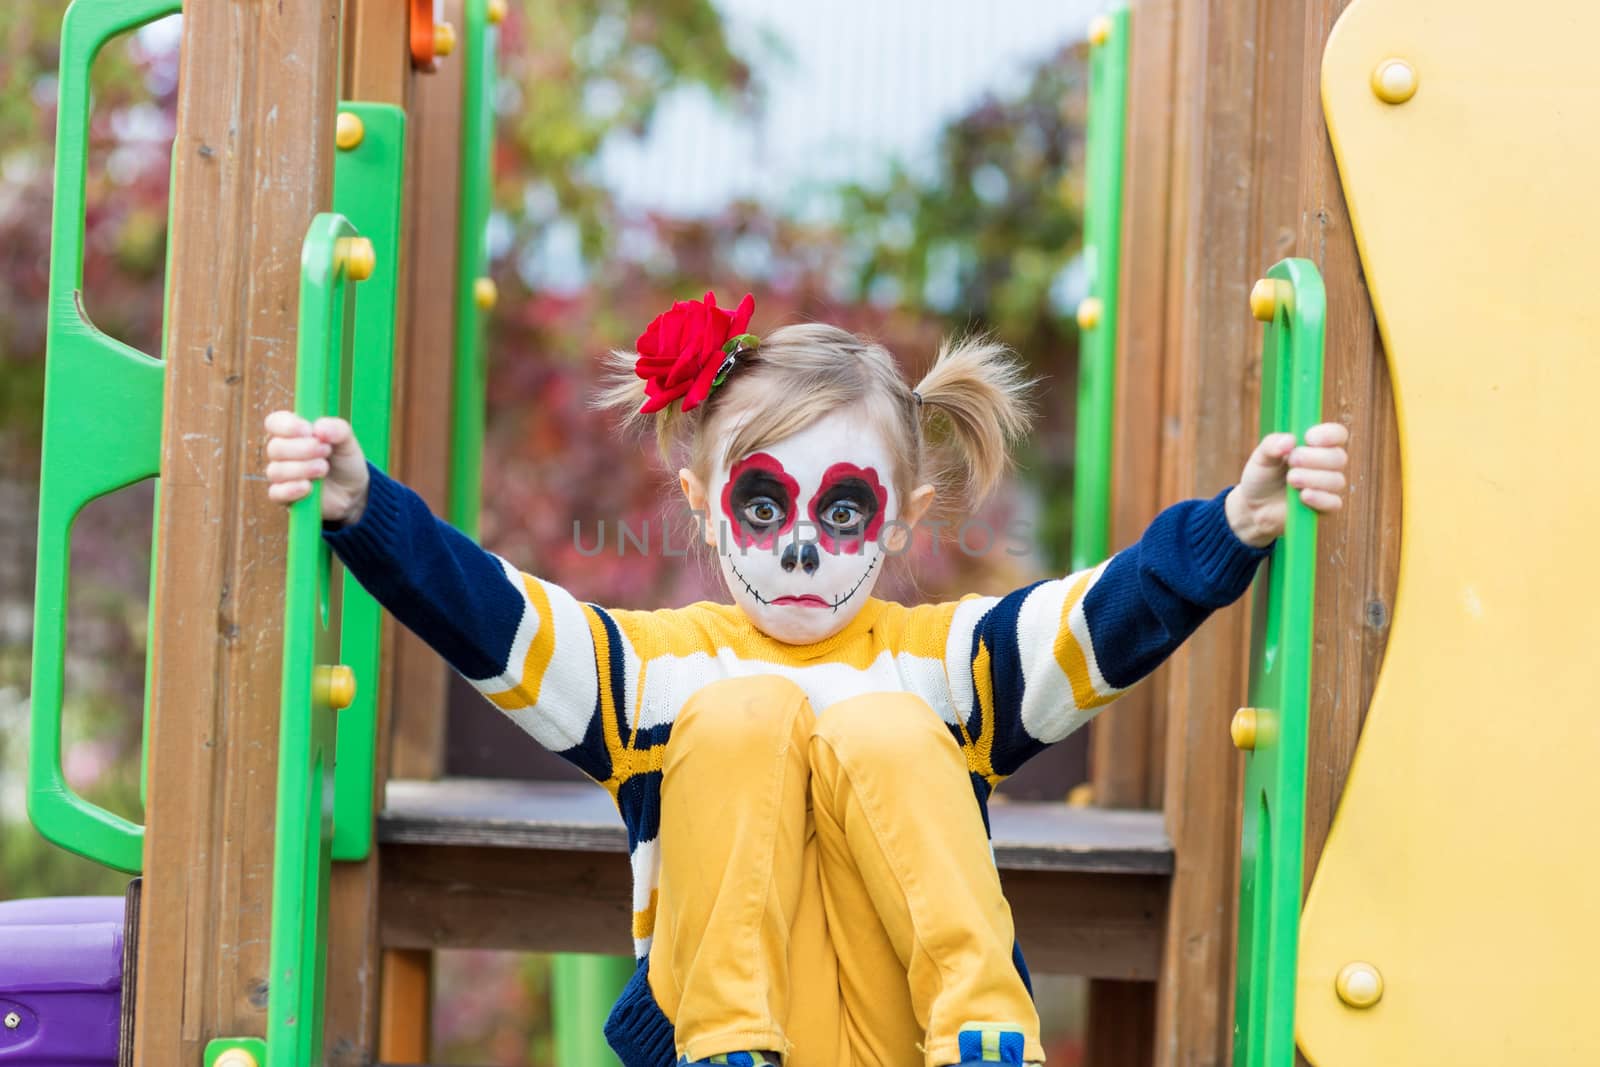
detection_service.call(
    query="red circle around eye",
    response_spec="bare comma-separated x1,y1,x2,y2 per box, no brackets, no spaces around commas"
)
808,463,887,554
720,453,799,549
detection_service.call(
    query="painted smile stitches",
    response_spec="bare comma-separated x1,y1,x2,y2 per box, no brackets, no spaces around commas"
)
728,555,879,613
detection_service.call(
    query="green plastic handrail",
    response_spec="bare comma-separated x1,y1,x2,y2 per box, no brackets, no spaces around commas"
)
29,0,182,876
267,212,366,1067
448,0,497,537
1232,257,1326,1067
329,102,407,862
1069,5,1130,573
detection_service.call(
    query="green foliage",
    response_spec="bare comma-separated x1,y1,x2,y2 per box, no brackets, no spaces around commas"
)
496,0,754,262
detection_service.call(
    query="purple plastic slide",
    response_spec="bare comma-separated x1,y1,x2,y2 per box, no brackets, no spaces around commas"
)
0,897,124,1066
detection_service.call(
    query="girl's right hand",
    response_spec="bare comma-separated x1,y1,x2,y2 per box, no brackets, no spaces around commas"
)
264,410,370,526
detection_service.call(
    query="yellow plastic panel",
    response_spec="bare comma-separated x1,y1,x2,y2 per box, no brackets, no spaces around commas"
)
1302,4,1600,1065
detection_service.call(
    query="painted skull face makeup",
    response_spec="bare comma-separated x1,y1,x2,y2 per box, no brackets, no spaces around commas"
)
706,411,902,644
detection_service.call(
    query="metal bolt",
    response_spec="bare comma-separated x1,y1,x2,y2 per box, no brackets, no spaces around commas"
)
215,1050,260,1067
4,1011,21,1029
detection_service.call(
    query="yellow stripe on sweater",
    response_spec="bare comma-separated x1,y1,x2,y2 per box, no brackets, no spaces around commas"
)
632,890,658,941
1052,569,1110,710
486,573,558,711
584,605,666,796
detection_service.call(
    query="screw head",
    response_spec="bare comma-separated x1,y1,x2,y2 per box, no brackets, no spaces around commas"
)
434,20,457,57
1336,961,1384,1008
4,1011,21,1029
335,112,365,151
336,237,377,283
314,664,358,711
1088,15,1112,47
1075,296,1103,331
1250,278,1280,322
1231,708,1259,751
474,276,499,311
1371,59,1418,105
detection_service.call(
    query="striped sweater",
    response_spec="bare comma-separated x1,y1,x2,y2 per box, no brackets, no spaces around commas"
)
327,465,1269,965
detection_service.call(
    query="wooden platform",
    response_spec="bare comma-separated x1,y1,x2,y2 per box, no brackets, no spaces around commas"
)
376,778,1173,979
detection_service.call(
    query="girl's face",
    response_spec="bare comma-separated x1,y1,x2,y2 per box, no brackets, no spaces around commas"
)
689,410,926,644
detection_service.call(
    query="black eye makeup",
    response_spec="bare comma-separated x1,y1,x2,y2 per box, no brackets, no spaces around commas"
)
807,464,888,553
720,453,799,548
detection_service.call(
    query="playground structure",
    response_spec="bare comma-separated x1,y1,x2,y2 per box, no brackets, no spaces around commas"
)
10,0,1598,1065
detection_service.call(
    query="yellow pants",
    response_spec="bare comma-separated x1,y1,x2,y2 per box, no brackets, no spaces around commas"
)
647,675,1045,1067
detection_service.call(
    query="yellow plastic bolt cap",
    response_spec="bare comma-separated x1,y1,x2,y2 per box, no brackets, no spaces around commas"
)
337,237,376,282
1250,278,1280,323
434,20,456,57
335,111,365,151
1371,59,1418,105
1335,961,1384,1009
314,664,357,711
1088,14,1112,47
474,276,498,311
214,1050,259,1067
1075,296,1103,331
1065,783,1095,808
1231,707,1258,751
486,0,508,25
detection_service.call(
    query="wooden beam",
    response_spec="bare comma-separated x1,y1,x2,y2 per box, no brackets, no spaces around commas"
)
133,0,343,1062
325,2,416,1064
378,844,1169,981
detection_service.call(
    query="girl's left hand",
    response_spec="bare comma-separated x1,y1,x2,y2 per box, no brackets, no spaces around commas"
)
1225,422,1350,547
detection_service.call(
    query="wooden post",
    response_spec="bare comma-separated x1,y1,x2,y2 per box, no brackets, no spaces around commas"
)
1127,2,1401,1063
324,1,415,1063
1084,3,1180,1064
377,0,467,1058
133,0,343,1063
1148,0,1265,1062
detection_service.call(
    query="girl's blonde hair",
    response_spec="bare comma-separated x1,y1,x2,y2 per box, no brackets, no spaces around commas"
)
596,323,1036,514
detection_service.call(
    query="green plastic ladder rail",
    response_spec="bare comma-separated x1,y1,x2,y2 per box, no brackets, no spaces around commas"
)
266,212,367,1067
448,0,497,537
1231,257,1326,1067
330,101,407,862
1069,4,1130,573
29,0,182,876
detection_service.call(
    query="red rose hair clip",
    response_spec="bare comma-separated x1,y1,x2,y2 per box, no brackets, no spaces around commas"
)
633,291,758,414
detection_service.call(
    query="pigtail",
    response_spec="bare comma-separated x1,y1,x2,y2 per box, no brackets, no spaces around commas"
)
913,335,1037,509
594,348,687,467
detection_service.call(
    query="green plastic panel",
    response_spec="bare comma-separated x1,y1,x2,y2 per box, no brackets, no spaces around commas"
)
552,954,633,1067
270,212,364,1067
448,0,497,536
29,0,182,876
1069,5,1130,573
330,101,407,862
1232,257,1326,1067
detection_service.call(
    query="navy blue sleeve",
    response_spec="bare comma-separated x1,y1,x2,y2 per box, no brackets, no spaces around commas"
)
965,488,1271,777
322,462,526,680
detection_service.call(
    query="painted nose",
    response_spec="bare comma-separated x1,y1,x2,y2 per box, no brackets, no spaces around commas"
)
780,543,821,575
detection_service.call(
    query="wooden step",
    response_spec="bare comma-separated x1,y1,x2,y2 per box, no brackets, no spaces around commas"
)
376,778,1172,979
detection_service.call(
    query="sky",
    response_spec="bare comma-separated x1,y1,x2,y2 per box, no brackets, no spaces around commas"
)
495,0,1104,291
598,0,1105,216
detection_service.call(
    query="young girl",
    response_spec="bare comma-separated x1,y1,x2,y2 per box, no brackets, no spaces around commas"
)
264,292,1348,1067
